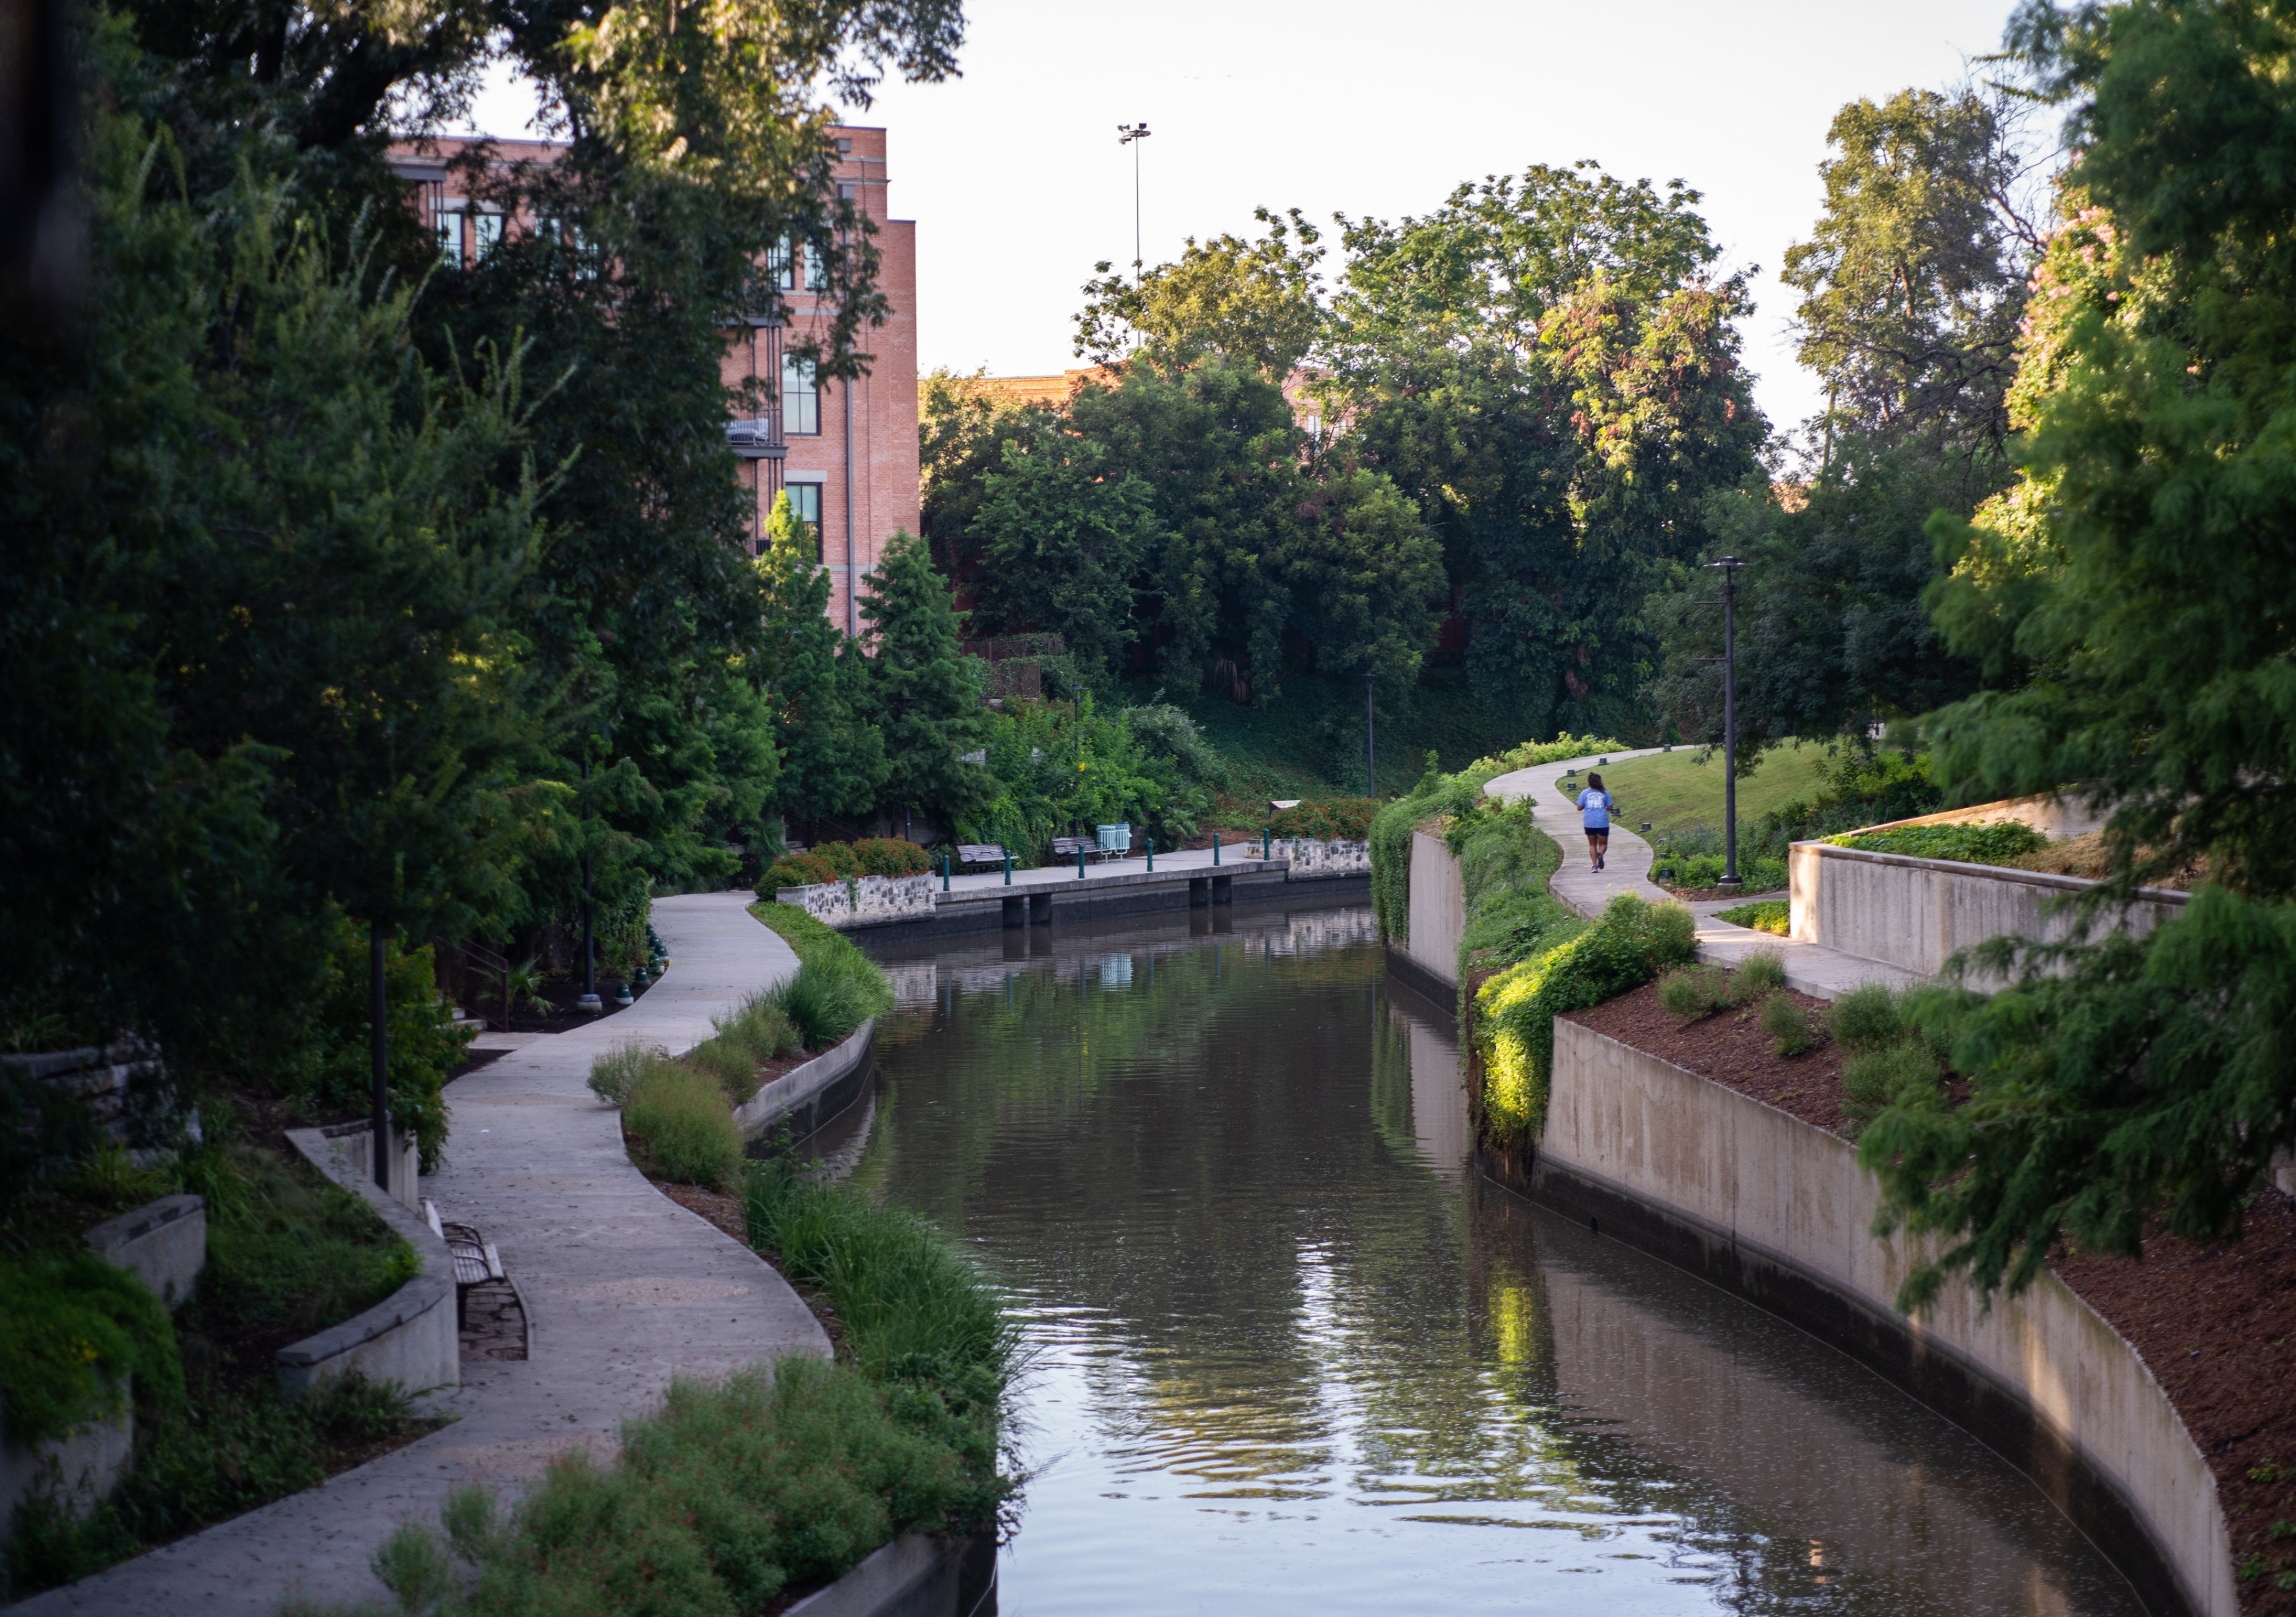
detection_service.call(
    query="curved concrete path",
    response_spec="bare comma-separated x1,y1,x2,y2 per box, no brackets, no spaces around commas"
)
1485,749,1914,1000
17,893,828,1616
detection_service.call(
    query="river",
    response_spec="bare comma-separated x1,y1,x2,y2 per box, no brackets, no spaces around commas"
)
844,902,2143,1616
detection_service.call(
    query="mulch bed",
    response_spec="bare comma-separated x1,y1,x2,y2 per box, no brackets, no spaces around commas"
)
1654,883,1789,903
1563,974,2296,1614
1566,976,1852,1134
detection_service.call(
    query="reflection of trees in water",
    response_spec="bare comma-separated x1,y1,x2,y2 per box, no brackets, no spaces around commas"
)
862,922,2129,1617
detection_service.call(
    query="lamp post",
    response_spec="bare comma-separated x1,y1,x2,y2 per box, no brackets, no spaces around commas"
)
1705,556,1748,891
1117,123,1151,281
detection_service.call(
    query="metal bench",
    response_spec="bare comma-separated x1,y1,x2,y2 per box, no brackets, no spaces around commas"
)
956,843,1007,868
428,1201,505,1329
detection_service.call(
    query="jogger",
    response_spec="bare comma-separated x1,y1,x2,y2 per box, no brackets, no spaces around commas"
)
1577,772,1613,871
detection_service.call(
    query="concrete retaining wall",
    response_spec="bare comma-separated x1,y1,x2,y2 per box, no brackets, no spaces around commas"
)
86,1193,206,1308
732,1020,876,1149
1789,841,2188,981
785,1533,995,1617
1397,829,1464,992
1509,1020,2233,1617
781,875,936,930
283,1129,459,1401
300,1119,423,1213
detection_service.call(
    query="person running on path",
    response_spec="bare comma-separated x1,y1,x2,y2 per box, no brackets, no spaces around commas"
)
1578,772,1614,871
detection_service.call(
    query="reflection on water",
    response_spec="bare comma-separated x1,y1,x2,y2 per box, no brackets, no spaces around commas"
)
856,906,2141,1616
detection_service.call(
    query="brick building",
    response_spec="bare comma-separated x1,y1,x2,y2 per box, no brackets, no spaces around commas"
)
391,127,921,635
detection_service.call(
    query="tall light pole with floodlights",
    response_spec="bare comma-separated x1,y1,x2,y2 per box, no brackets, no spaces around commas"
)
1118,123,1151,280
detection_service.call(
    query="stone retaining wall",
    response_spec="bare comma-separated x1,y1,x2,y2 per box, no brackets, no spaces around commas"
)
1788,840,2188,981
780,874,937,930
1508,1021,2233,1617
283,1129,459,1400
1271,837,1369,875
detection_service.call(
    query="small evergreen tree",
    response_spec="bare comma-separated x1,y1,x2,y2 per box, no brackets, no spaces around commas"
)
860,532,991,838
759,494,886,832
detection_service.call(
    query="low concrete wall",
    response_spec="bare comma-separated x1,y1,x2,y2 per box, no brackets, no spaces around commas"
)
86,1193,206,1308
0,1409,134,1542
1789,840,2188,980
781,874,936,930
732,1020,876,1150
1507,1020,2233,1617
282,1129,459,1401
1398,829,1464,991
300,1119,423,1213
785,1533,995,1617
1858,789,2111,842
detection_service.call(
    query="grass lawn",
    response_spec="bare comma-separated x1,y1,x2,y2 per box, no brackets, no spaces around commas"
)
1554,745,1837,835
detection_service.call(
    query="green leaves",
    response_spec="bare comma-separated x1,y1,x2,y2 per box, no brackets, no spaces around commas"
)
859,531,990,835
1073,207,1327,378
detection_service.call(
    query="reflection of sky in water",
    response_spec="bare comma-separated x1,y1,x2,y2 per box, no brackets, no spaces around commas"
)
856,909,2142,1616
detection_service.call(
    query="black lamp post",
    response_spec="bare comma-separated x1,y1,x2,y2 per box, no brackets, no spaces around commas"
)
370,925,390,1193
1706,556,1748,891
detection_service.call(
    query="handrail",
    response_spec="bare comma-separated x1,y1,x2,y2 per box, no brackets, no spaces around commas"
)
449,939,512,1030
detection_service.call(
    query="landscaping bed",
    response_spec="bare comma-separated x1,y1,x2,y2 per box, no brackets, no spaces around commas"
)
2,1134,444,1600
1563,964,2296,1617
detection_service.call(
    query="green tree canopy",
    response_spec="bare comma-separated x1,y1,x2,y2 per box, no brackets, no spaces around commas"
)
1073,207,1326,378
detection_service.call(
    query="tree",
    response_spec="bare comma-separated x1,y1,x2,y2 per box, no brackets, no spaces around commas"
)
1855,0,2296,1305
860,532,990,837
918,368,1052,584
1782,87,2046,498
1325,165,1767,736
967,416,1162,681
1645,447,1982,747
1073,207,1326,378
758,493,886,833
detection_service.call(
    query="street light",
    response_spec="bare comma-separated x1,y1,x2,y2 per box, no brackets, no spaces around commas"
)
1704,556,1748,891
1116,123,1151,280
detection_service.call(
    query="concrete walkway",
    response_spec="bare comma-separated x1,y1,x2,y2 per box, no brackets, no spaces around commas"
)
18,893,828,1616
1484,749,1914,1001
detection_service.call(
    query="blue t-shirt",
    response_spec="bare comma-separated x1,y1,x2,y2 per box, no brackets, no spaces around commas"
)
1578,788,1612,829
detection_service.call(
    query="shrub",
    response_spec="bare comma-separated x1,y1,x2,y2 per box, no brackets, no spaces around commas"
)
585,1042,660,1107
623,1062,743,1189
1476,895,1697,1142
1843,1041,1941,1128
689,996,805,1103
746,1160,1018,1409
1716,899,1789,935
1826,983,1905,1053
191,1148,419,1340
1828,820,2048,866
1268,798,1375,841
761,852,840,892
749,910,895,1050
363,1357,996,1617
1758,991,1821,1057
1658,964,1730,1020
1736,948,1787,998
0,1253,181,1448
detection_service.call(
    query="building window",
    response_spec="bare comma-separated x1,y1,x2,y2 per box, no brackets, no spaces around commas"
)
785,482,824,559
474,212,502,258
838,183,857,201
782,354,820,435
769,236,826,292
437,210,461,265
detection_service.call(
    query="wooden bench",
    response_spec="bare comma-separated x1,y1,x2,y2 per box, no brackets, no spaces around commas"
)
956,843,1007,868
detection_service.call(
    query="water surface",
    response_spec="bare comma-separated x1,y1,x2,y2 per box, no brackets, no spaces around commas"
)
855,906,2141,1616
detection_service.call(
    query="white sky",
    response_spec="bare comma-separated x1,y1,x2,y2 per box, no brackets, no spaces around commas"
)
461,0,2024,445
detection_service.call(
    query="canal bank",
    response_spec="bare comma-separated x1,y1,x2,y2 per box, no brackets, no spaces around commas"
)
1376,781,2235,1617
848,903,2146,1615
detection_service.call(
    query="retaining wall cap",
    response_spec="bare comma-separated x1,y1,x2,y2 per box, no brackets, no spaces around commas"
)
84,1194,203,1253
785,1534,954,1617
1795,838,2192,905
284,1127,455,1274
734,1019,875,1138
274,1275,455,1368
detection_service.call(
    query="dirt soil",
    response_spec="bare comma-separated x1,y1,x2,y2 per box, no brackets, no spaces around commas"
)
1565,976,1852,1134
1565,972,2296,1616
